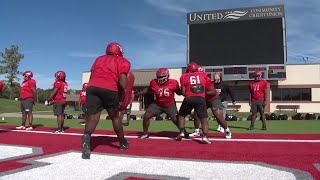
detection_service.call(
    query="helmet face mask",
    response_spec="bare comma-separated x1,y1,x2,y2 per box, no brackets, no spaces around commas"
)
23,71,33,80
156,68,169,85
253,71,262,81
55,71,66,81
106,42,123,57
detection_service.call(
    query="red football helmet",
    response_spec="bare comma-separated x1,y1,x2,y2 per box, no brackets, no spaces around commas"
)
23,71,33,79
156,68,169,85
106,42,123,57
55,71,66,80
253,71,262,81
82,83,88,89
186,62,199,73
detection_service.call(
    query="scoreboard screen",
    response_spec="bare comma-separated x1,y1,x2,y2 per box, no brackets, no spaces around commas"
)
204,65,286,81
187,5,287,80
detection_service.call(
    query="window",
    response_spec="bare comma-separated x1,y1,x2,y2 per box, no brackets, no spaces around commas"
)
271,88,311,101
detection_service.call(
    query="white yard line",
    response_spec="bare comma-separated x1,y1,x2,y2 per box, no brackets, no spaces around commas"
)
0,128,320,143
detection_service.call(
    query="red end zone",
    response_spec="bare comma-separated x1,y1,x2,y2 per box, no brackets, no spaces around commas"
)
0,126,319,179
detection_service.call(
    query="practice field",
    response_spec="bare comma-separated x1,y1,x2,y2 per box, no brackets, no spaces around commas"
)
0,125,319,179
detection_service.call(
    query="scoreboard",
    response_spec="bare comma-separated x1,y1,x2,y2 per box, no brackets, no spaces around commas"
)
204,64,286,80
187,5,287,81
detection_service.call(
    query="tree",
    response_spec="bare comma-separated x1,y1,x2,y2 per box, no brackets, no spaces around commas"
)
37,88,53,103
1,81,21,100
0,45,24,99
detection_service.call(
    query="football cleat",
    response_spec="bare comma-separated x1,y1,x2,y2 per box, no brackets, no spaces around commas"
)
175,133,184,141
119,140,129,150
225,131,232,139
217,126,225,133
26,126,33,131
16,126,26,130
261,126,267,130
202,136,211,144
138,134,149,139
189,131,200,137
82,133,91,159
247,126,254,130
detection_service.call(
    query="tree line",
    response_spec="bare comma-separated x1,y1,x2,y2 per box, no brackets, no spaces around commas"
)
0,44,80,103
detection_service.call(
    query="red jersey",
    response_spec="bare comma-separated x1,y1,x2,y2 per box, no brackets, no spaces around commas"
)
249,79,268,101
205,80,220,102
19,79,36,100
0,81,3,94
80,89,86,105
180,72,212,98
53,80,68,103
149,79,179,108
88,55,131,92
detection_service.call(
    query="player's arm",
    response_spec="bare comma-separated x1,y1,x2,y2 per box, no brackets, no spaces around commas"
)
118,60,131,90
47,88,59,102
263,81,268,104
249,85,252,106
205,78,216,96
175,87,183,95
179,76,186,96
31,87,37,105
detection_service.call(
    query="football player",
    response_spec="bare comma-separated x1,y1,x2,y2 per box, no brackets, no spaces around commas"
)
248,71,268,130
47,71,68,133
16,71,37,131
137,68,182,139
82,42,131,159
79,83,88,125
176,62,216,144
190,68,232,139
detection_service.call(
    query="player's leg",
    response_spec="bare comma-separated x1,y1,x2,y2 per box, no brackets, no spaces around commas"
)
163,103,179,128
211,98,231,139
17,100,27,130
82,87,103,159
176,98,193,141
248,101,258,130
189,111,201,137
102,89,129,150
53,103,65,133
218,101,228,132
126,104,132,126
258,101,267,130
194,97,211,144
138,103,159,138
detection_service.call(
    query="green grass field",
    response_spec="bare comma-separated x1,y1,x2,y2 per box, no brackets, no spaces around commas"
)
0,98,52,113
1,117,319,134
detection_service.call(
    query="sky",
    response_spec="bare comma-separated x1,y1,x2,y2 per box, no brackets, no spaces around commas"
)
1,0,319,89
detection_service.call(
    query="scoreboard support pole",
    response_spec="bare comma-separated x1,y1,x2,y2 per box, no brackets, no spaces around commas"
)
265,83,271,112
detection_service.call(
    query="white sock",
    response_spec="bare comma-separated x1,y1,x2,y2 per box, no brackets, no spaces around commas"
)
194,128,200,133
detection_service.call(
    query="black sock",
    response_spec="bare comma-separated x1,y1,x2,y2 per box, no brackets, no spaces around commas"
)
203,133,208,137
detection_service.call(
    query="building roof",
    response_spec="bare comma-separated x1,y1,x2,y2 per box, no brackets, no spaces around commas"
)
132,69,157,87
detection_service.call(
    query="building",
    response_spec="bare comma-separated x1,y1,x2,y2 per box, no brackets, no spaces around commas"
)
82,64,320,113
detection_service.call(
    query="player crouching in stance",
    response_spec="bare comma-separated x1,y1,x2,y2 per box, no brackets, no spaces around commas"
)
176,62,216,144
47,71,68,133
137,68,184,139
82,42,130,159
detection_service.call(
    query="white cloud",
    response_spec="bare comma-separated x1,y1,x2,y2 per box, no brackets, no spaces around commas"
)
127,25,186,39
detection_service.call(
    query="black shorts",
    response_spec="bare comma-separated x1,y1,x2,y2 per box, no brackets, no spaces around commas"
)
20,98,34,112
146,103,177,119
53,102,66,116
179,96,208,119
251,100,264,113
86,87,119,115
206,97,223,111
